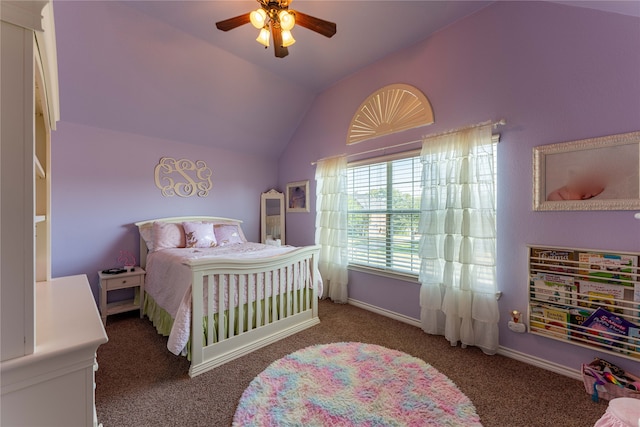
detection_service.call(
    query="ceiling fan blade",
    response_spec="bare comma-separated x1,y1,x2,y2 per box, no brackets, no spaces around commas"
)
272,25,289,58
215,13,251,32
292,11,336,38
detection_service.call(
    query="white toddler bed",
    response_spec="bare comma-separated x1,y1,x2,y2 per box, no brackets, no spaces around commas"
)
135,216,322,377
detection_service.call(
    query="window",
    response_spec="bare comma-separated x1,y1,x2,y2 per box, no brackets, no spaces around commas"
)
346,152,422,276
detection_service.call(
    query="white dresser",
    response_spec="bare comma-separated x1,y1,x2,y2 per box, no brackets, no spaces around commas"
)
0,3,108,425
1,275,108,426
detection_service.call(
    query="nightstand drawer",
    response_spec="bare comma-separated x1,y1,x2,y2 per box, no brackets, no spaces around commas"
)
103,274,141,291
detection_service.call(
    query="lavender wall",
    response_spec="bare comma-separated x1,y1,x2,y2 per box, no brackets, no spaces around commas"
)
51,1,283,300
51,122,276,299
51,1,314,158
278,2,640,371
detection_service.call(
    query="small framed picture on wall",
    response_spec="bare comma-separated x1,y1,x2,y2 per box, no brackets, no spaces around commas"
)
286,180,309,212
533,130,640,211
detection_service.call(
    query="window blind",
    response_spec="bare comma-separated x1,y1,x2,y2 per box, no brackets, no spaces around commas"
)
347,155,422,275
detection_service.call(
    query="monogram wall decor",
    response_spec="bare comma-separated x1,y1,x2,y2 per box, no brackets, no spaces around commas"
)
154,157,213,197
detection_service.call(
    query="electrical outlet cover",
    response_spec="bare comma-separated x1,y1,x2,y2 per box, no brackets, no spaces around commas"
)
508,321,526,333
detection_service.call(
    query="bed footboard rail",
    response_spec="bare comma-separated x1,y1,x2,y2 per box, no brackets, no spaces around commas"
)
188,245,321,376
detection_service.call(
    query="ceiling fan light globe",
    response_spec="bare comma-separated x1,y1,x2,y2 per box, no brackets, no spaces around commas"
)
256,27,270,47
281,30,296,47
250,9,267,29
278,10,295,31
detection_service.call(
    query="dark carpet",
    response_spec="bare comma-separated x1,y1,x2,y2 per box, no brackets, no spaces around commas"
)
96,299,607,426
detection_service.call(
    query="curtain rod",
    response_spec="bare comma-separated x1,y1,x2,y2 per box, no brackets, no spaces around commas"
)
311,119,506,165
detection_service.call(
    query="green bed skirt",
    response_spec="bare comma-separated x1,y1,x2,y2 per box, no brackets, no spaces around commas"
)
143,289,312,360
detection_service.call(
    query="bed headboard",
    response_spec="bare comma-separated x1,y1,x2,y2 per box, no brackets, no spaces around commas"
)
134,216,244,268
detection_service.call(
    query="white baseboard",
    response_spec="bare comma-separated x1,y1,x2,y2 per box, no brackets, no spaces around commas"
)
496,346,581,380
347,298,422,328
347,298,581,381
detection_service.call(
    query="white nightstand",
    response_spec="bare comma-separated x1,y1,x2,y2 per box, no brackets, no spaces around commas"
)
98,267,145,326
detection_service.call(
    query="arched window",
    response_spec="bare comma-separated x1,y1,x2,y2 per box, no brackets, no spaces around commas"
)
347,83,434,145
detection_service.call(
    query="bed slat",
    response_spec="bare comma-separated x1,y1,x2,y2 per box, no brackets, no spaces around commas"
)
185,244,321,377
228,275,236,339
248,275,255,332
256,272,263,327
216,274,223,342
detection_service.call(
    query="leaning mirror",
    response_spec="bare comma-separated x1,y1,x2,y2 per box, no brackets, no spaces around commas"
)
261,189,285,245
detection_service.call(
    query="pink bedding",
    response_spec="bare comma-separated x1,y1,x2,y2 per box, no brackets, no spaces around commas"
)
144,242,321,355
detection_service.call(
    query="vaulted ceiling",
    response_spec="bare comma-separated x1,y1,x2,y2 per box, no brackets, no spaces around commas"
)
53,1,640,158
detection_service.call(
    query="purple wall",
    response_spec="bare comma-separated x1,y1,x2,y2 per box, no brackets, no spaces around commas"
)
51,1,283,300
51,1,314,158
278,2,640,371
51,122,277,299
50,0,639,372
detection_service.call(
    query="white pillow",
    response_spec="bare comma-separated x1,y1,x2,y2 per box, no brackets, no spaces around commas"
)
183,222,217,248
152,221,186,251
139,225,155,252
213,223,246,246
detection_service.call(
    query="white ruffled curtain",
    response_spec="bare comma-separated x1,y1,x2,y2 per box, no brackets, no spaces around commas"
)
418,123,499,355
315,156,349,303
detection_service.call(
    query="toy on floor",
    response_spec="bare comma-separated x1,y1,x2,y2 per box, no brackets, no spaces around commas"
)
586,358,640,402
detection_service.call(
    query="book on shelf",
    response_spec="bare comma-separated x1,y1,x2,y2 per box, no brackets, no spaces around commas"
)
628,327,640,357
578,252,638,286
577,280,626,314
568,307,594,342
528,247,640,359
530,304,570,339
530,248,577,274
581,307,639,354
531,272,577,305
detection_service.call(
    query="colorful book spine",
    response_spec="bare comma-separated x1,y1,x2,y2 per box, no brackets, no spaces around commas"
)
532,272,576,305
577,280,625,314
568,307,594,342
530,304,570,339
531,248,577,274
578,252,638,286
581,307,639,353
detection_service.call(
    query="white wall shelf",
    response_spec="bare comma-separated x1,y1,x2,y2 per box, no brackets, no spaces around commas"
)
34,154,45,179
528,245,640,362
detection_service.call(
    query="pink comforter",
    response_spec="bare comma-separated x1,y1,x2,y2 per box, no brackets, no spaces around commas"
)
144,243,321,354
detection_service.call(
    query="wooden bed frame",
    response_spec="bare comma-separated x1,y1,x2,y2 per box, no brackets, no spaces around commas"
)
135,216,321,377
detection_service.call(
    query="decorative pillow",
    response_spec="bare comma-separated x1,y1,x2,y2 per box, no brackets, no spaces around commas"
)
214,223,245,246
152,221,186,251
139,225,155,252
183,222,217,248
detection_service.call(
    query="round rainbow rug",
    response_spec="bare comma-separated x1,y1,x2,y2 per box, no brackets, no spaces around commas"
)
232,342,482,426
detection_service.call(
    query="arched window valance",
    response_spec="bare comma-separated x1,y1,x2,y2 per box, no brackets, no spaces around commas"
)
346,83,434,145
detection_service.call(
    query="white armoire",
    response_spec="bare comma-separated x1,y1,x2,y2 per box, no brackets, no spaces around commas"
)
0,2,108,426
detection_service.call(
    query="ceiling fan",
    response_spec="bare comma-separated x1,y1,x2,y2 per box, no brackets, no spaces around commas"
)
215,0,337,58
